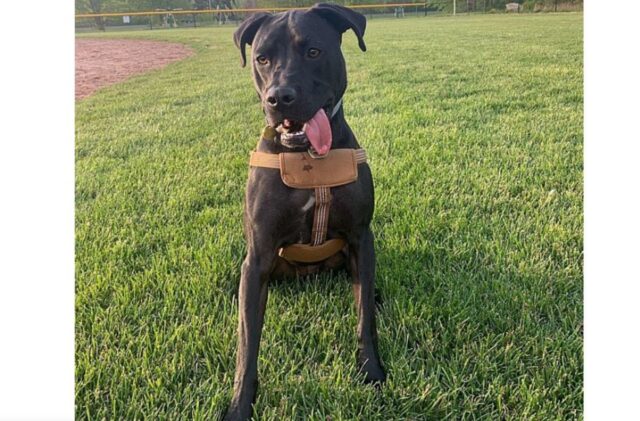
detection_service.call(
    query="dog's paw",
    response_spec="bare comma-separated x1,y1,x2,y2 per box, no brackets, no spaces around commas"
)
222,402,253,421
357,352,386,385
363,365,386,386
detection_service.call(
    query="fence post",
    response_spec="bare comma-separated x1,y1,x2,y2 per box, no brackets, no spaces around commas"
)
193,13,197,27
149,14,153,30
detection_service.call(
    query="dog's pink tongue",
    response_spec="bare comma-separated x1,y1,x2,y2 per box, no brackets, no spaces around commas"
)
303,108,332,156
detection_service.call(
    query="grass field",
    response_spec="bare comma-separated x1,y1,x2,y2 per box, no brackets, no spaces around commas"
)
76,13,583,420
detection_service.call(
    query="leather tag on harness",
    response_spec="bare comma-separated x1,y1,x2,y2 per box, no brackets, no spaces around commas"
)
279,149,358,189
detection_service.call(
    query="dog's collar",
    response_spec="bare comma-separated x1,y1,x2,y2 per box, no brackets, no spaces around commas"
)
330,97,343,119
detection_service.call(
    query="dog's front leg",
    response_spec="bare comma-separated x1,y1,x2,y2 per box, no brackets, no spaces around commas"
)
350,227,386,384
224,252,272,421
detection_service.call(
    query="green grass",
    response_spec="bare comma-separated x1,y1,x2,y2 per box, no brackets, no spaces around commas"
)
76,13,583,420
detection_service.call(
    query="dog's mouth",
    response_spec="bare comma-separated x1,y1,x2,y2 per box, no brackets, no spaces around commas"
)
273,104,333,156
276,119,306,145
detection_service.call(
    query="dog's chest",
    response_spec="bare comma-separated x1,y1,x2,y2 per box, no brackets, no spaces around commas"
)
246,164,371,243
295,192,316,243
300,194,315,213
285,184,358,243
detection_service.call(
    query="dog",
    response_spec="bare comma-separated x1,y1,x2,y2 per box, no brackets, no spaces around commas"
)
225,4,385,420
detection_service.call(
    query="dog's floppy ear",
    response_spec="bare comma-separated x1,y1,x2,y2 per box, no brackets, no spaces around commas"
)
233,13,270,67
309,3,367,52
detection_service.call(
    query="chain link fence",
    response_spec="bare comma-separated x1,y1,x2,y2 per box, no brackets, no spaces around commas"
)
75,1,583,33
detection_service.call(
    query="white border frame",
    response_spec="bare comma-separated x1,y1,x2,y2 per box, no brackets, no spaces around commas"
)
0,1,75,419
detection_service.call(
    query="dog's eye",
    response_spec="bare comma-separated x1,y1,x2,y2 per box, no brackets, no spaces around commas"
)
256,55,269,65
307,48,321,59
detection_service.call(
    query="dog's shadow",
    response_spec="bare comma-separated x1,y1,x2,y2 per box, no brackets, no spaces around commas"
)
225,239,533,343
222,235,579,418
226,234,572,348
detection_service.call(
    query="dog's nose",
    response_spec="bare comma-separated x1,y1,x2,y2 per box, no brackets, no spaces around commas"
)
265,86,297,109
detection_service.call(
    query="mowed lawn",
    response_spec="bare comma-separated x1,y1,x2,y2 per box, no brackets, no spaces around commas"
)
76,13,583,420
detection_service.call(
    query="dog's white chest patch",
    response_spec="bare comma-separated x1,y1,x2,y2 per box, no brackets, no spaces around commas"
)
301,194,315,212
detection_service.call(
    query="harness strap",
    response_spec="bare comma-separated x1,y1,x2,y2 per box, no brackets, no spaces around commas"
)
249,149,367,168
249,151,280,168
278,238,346,263
311,187,331,245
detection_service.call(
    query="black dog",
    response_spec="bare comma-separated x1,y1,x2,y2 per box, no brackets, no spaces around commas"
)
225,4,385,420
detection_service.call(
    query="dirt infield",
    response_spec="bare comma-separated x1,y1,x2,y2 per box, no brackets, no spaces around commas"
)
75,39,193,100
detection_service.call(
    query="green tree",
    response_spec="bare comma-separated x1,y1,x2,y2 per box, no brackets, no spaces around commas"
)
194,0,238,11
76,0,108,30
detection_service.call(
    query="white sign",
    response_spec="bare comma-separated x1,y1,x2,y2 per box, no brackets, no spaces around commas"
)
123,16,130,24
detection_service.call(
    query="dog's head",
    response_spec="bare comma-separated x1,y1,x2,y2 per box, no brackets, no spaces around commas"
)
233,3,366,153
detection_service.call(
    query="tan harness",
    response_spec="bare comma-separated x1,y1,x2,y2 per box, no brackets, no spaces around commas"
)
249,127,368,264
